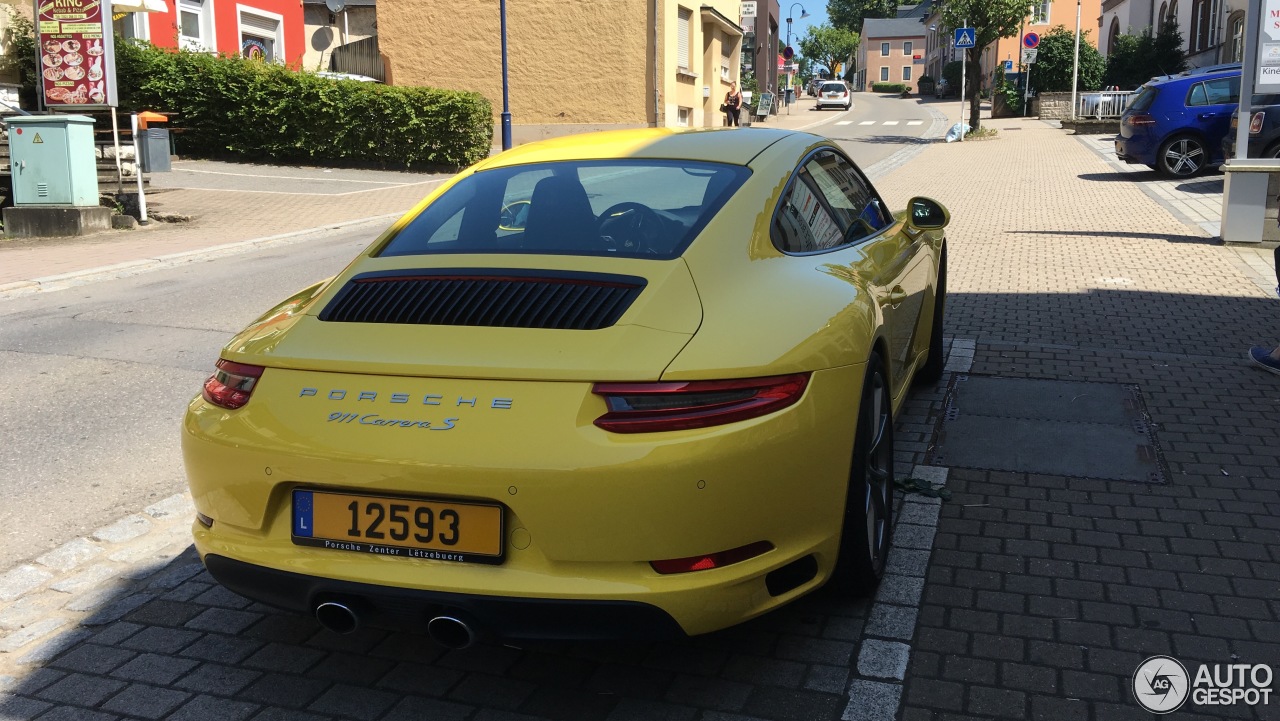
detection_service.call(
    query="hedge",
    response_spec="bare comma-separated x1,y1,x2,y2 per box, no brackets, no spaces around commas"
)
7,17,492,169
114,43,493,169
870,82,911,94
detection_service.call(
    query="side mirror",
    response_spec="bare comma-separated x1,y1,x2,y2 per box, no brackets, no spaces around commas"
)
908,196,949,229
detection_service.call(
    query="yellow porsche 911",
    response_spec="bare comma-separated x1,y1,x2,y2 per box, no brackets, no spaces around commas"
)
183,127,948,647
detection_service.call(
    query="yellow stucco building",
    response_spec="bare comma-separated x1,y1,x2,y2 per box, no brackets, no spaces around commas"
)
377,0,743,143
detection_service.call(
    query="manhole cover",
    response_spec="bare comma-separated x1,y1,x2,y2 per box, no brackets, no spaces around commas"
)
926,375,1168,483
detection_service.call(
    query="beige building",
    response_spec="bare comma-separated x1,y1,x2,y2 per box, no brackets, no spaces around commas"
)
377,0,743,143
856,17,927,93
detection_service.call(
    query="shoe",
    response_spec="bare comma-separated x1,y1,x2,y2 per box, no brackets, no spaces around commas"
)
1248,346,1280,376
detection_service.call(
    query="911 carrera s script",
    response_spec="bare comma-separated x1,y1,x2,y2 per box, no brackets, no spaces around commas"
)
327,412,460,429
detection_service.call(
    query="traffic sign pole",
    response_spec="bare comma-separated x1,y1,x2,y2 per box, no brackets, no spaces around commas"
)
954,26,975,141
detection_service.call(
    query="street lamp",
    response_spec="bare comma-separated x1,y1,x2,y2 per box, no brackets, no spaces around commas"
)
499,0,512,151
785,3,809,108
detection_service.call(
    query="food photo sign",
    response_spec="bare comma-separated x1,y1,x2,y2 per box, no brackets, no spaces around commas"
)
35,0,118,107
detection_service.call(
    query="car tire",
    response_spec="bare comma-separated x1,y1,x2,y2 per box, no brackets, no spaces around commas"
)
845,103,852,111
832,353,894,596
1157,135,1207,177
915,244,947,385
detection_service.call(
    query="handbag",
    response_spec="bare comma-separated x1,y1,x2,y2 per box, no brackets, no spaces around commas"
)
719,103,729,113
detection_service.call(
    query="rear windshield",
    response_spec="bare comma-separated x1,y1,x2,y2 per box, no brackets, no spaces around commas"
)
821,83,845,93
377,160,749,260
1129,86,1158,112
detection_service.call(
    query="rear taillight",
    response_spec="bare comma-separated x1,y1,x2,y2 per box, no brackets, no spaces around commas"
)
202,359,265,409
1250,111,1265,134
592,373,810,433
650,541,774,574
1124,113,1156,127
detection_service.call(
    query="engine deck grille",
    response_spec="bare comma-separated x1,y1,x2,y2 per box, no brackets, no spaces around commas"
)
318,269,646,331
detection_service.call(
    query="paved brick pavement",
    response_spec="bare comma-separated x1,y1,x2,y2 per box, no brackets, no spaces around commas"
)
1,106,1278,721
874,115,1280,720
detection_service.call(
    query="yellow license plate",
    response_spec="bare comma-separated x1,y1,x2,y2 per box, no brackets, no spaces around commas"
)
292,489,504,564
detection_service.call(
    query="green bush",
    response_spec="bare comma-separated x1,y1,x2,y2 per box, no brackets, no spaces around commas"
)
117,43,492,168
8,20,492,169
871,82,910,93
941,61,964,89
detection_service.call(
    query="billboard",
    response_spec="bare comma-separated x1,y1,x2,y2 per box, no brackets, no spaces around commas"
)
35,0,118,108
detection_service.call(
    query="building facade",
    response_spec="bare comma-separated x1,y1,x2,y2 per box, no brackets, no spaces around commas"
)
301,0,377,73
857,17,927,92
377,0,743,143
742,0,780,104
113,0,305,66
1101,0,1247,67
976,0,1103,92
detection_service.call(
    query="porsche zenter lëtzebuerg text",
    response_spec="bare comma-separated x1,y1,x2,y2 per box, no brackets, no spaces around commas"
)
182,127,949,646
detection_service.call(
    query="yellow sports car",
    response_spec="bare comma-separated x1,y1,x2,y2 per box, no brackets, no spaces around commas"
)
183,127,948,647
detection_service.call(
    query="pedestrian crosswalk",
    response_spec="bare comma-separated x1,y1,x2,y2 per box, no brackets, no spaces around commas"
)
848,120,927,126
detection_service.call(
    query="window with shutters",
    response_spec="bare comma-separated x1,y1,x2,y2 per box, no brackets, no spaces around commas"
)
678,7,692,72
721,35,732,81
239,6,284,62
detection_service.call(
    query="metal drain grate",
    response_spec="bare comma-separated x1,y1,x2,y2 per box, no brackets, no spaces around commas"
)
926,375,1169,483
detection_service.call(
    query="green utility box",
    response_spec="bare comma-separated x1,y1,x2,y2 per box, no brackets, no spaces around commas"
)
8,115,99,206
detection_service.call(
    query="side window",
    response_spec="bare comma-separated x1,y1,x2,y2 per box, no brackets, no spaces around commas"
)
804,151,891,243
774,170,845,253
1186,82,1208,107
1203,76,1239,104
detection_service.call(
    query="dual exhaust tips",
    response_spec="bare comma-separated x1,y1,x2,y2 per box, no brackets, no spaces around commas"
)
314,601,476,649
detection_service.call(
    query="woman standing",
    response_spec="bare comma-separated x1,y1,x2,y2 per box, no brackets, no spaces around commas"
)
723,82,743,127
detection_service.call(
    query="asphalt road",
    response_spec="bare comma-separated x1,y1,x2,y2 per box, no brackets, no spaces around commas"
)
0,104,937,571
0,223,378,569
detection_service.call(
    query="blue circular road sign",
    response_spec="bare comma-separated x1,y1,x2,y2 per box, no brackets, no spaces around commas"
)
1022,32,1040,49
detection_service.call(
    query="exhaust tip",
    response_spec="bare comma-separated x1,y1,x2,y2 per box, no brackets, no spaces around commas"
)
315,601,359,634
427,615,476,649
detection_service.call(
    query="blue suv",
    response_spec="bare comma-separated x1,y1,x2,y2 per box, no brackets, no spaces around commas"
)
1115,68,1241,177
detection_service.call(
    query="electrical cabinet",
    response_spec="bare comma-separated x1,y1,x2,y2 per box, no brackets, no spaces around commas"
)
9,115,98,206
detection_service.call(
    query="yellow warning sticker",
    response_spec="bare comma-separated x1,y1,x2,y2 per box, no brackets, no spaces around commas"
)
32,133,43,144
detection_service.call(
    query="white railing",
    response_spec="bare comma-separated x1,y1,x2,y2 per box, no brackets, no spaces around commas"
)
1076,91,1136,119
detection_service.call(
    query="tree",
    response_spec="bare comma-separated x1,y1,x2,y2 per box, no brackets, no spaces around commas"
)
798,24,860,81
827,0,896,33
941,0,1037,130
1030,27,1105,92
1104,19,1187,89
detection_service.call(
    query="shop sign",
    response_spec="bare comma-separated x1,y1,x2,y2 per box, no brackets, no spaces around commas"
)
36,0,118,107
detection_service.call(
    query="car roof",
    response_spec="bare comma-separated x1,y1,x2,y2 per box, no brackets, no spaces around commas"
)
480,127,801,169
1147,67,1239,86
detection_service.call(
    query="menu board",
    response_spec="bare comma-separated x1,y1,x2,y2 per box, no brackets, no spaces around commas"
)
36,0,118,108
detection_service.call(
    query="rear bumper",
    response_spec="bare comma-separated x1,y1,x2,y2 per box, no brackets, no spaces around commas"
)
202,553,686,641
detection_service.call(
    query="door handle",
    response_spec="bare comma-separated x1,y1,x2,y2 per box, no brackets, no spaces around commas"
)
887,286,907,308
1197,112,1219,119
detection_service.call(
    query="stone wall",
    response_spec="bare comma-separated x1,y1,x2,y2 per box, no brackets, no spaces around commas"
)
1037,92,1072,120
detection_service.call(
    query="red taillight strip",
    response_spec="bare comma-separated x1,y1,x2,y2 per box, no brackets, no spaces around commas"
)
201,359,266,410
592,373,810,433
651,541,774,574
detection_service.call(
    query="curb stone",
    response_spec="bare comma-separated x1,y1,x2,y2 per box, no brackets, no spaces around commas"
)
0,493,194,670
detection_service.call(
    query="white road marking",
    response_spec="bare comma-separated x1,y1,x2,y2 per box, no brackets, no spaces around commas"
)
859,121,876,126
882,121,900,126
906,120,924,126
836,121,854,125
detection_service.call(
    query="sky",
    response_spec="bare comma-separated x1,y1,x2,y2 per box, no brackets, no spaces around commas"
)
781,2,830,52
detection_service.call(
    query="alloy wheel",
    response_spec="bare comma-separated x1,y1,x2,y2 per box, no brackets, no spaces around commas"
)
1163,138,1204,176
863,370,891,569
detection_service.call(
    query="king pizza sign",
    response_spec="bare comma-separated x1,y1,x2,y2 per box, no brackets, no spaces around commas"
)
35,0,118,108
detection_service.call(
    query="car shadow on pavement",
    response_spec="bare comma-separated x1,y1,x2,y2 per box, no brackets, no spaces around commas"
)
837,135,935,145
0,546,874,720
1175,178,1225,194
1007,230,1219,245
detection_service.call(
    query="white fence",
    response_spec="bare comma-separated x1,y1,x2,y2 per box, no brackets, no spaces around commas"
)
1076,91,1136,119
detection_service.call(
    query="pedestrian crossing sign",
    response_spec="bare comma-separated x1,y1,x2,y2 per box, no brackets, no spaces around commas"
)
954,28,975,48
